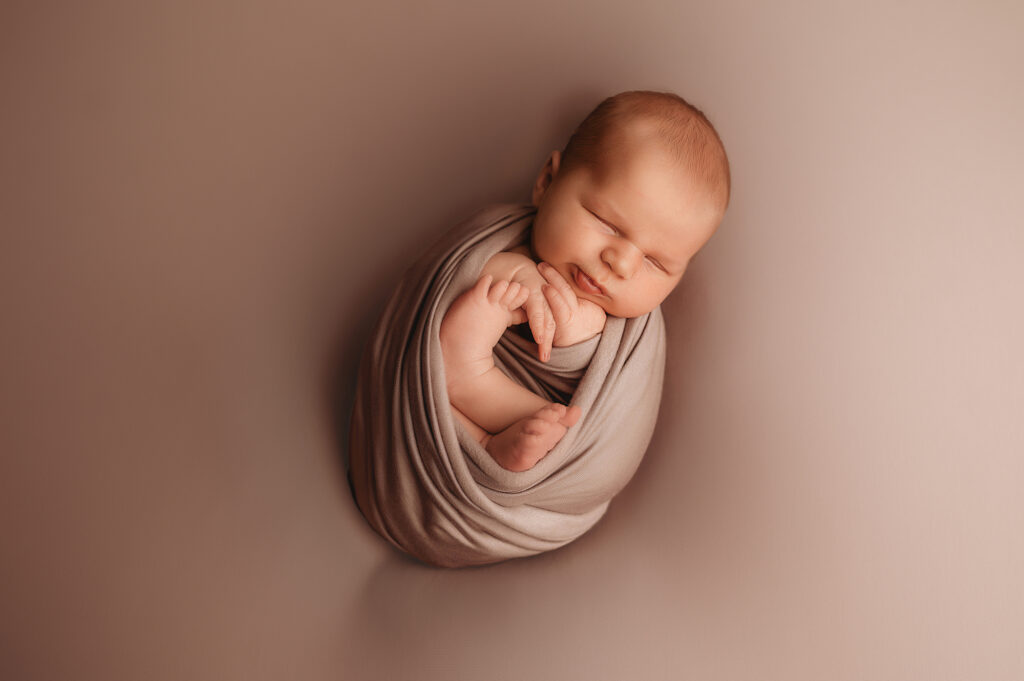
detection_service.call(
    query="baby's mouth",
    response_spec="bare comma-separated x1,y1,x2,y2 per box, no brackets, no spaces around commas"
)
574,266,605,296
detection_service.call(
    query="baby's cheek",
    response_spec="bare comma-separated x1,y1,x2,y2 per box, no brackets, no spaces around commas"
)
535,223,575,259
529,232,551,263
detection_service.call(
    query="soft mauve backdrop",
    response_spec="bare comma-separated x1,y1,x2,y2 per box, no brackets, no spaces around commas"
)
1,1,1021,679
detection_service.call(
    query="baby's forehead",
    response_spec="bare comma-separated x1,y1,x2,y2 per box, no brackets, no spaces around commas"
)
589,141,706,198
594,129,726,211
588,119,682,172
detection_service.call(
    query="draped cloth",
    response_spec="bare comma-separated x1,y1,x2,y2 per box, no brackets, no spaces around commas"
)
347,203,666,567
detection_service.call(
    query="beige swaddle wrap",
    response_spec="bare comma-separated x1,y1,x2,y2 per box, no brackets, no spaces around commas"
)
347,203,666,567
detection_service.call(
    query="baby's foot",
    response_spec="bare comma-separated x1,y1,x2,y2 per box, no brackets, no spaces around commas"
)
484,403,582,472
440,274,529,386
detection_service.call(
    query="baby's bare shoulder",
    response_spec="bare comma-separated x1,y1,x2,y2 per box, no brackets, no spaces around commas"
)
505,244,534,259
482,248,540,281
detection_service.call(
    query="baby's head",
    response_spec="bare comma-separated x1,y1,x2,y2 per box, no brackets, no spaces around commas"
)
530,90,730,318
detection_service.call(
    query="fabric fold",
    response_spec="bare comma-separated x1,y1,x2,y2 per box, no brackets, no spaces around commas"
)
347,203,666,567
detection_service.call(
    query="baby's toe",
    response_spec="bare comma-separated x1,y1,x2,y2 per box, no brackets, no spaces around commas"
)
540,422,568,448
557,405,582,428
536,403,567,422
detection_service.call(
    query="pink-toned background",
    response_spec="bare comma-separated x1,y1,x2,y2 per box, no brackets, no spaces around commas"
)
2,1,1021,679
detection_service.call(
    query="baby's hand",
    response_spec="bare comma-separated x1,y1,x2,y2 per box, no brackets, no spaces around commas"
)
495,263,556,362
478,251,601,362
537,262,606,347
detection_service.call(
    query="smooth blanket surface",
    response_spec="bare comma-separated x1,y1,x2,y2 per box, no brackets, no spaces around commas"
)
347,203,666,567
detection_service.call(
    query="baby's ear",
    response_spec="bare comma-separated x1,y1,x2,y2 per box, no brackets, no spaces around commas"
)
531,150,562,207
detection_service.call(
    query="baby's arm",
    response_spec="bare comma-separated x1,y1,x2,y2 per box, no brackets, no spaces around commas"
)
440,274,554,434
480,252,606,354
480,251,556,361
440,275,581,471
440,251,605,472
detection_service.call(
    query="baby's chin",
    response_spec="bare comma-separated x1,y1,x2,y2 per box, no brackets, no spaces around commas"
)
599,300,663,319
589,298,636,319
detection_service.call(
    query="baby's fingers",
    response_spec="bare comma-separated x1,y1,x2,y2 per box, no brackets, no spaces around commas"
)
538,262,577,304
542,283,574,326
472,273,493,296
508,307,528,325
500,281,529,309
540,308,555,362
524,296,553,362
499,282,529,326
486,279,511,303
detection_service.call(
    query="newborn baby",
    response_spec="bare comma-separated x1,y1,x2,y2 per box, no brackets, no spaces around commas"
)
441,90,731,472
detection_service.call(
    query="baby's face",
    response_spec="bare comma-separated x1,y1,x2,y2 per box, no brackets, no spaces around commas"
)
531,127,723,318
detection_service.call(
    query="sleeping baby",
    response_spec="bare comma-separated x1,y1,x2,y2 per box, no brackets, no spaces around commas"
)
348,89,731,567
440,90,731,473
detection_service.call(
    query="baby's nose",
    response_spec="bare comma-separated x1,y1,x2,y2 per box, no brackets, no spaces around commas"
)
602,243,643,279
